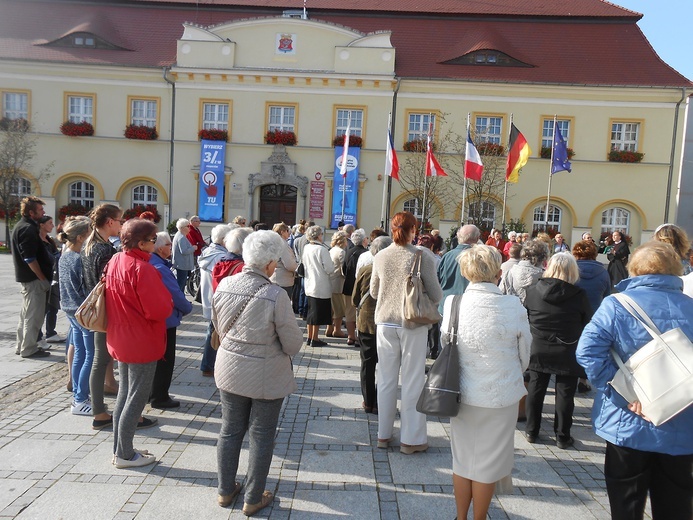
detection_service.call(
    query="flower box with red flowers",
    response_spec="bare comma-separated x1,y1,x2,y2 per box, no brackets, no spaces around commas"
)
0,117,29,132
198,129,228,141
403,139,432,153
123,204,162,223
265,130,297,146
540,146,575,159
58,202,90,221
476,142,505,156
60,121,94,137
125,124,158,140
333,135,363,148
608,150,644,163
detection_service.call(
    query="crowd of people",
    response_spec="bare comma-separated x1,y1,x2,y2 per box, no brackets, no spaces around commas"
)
10,197,692,519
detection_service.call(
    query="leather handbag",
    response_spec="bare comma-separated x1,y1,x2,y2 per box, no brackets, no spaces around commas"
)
609,293,693,426
75,278,107,333
416,294,462,417
403,250,441,325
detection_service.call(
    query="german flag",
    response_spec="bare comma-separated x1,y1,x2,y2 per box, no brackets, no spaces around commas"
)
505,124,531,183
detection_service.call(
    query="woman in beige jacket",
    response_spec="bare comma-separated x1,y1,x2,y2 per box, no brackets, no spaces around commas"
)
213,230,303,516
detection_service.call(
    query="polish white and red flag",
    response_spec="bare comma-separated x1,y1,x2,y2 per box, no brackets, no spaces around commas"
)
464,132,484,181
385,130,399,180
339,120,351,178
425,134,448,177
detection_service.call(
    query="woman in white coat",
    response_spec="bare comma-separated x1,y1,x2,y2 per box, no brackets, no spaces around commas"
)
302,226,333,347
441,245,530,520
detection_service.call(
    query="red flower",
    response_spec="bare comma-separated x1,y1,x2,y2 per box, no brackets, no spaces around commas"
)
608,150,644,163
123,204,162,223
198,129,228,141
540,146,575,159
333,134,363,148
476,142,505,156
125,124,158,140
403,139,430,152
265,130,297,146
60,121,94,137
58,202,90,221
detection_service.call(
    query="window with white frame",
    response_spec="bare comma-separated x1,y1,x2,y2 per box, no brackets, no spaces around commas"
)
2,92,28,120
67,95,93,124
268,105,295,132
541,119,570,149
475,115,503,144
532,204,562,232
132,184,158,206
10,177,31,197
202,102,229,131
131,99,157,128
467,201,497,229
403,199,422,219
407,113,435,142
336,108,363,137
611,122,639,152
69,181,95,209
601,207,630,235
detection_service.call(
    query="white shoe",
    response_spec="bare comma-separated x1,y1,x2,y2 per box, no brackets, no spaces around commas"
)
46,334,66,343
37,339,50,350
114,452,156,469
71,400,92,416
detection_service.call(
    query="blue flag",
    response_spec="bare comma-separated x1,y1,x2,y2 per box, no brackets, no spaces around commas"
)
551,122,572,175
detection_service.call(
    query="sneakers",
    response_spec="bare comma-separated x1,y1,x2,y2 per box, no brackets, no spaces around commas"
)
242,491,274,517
46,334,66,343
400,443,428,455
71,400,92,416
114,451,157,469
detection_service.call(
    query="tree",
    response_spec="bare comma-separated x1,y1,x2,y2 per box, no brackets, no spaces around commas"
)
0,119,52,245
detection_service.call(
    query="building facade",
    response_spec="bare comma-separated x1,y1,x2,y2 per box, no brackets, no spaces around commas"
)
1,0,690,246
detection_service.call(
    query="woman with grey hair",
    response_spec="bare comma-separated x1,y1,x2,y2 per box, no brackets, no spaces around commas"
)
149,231,193,409
172,218,197,292
213,230,303,514
523,253,591,449
499,239,549,304
342,228,368,344
352,235,392,414
302,225,333,347
327,231,348,338
211,227,253,291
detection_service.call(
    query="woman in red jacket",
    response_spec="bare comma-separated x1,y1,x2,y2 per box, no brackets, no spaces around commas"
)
105,218,173,469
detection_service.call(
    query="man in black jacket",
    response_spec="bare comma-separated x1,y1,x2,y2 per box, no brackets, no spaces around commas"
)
12,196,53,358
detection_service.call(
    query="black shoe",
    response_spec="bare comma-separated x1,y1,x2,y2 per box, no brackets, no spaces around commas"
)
577,381,591,393
525,432,538,444
150,398,180,409
311,339,328,347
92,416,113,430
556,437,575,450
22,348,50,358
136,417,158,429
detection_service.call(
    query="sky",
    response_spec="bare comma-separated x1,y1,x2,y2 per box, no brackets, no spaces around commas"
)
613,0,692,81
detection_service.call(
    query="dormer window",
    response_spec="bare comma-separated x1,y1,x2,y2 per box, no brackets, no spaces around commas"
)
443,50,532,68
73,35,95,47
41,31,124,50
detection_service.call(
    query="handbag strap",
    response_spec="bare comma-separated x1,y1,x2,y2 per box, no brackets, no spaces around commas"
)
442,294,463,347
410,249,423,279
218,281,270,341
613,293,662,336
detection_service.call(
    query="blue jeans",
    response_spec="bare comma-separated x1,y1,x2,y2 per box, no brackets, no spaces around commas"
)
298,278,308,317
67,315,95,404
176,269,189,293
200,320,217,372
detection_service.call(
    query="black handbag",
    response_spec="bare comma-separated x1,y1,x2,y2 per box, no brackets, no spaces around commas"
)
416,294,462,417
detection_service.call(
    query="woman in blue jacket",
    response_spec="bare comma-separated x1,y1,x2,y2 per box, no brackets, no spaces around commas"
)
150,231,193,409
577,241,693,520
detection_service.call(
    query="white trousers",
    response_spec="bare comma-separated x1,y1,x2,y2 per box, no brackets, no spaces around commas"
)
376,325,428,445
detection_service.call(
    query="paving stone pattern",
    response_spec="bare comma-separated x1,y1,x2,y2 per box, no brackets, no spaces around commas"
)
0,254,652,519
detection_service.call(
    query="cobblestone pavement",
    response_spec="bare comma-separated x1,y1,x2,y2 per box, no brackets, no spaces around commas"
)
0,254,649,519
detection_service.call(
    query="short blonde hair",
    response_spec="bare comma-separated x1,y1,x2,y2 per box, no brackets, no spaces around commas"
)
653,224,690,260
543,252,579,284
330,230,347,248
457,245,502,283
628,241,683,277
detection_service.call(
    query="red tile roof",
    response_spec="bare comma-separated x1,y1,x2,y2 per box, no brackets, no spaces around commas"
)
0,0,689,86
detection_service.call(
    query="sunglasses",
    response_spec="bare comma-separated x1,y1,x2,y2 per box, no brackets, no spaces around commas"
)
144,237,157,243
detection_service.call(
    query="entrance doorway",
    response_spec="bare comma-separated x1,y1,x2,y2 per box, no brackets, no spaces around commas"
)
259,184,297,225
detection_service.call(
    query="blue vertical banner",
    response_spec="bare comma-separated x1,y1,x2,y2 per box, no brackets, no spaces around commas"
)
198,140,226,222
330,146,360,228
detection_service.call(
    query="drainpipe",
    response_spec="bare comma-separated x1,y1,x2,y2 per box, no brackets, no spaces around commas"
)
163,67,176,221
664,87,687,222
383,77,401,230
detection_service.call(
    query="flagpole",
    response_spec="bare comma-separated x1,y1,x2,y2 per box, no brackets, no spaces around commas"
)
340,115,351,224
544,115,556,231
501,113,514,235
381,113,392,228
461,113,470,226
421,114,433,234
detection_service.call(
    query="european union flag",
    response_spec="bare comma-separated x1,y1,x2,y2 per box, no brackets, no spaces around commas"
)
551,122,572,175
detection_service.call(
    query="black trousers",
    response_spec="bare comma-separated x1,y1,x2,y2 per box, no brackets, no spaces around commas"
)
358,330,378,410
151,327,177,402
525,370,577,441
605,441,693,520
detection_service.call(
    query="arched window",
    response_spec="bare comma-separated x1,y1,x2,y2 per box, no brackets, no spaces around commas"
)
10,177,31,197
467,201,496,229
132,184,158,206
601,207,630,235
69,181,95,209
403,198,422,219
532,204,562,233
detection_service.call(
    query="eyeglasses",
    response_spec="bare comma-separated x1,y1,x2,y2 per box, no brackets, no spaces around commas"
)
112,218,126,224
145,237,157,243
